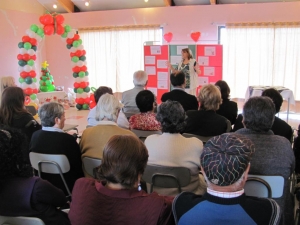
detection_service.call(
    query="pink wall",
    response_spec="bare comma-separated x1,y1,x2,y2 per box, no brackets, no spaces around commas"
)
1,2,300,89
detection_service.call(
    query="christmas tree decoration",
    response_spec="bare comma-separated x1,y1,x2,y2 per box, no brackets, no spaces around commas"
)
39,61,56,92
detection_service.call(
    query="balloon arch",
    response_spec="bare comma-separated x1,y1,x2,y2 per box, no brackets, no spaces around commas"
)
17,13,96,110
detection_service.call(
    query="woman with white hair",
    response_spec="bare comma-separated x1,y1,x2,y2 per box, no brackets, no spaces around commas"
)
80,93,135,177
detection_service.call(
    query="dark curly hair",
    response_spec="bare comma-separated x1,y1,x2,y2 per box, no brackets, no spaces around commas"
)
96,135,148,189
261,88,283,113
0,126,32,179
135,90,155,113
156,100,186,133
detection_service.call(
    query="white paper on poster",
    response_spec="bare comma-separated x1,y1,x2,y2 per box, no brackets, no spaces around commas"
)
204,46,216,56
198,77,209,86
198,56,209,66
177,46,188,55
145,56,155,65
158,72,168,80
150,46,161,55
145,66,156,75
157,80,168,90
170,56,182,65
157,60,168,69
147,87,158,96
204,67,215,76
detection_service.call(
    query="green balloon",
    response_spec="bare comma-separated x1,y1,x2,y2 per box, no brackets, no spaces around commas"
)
73,88,77,93
72,56,79,62
33,78,37,82
73,41,80,47
78,39,82,45
19,77,24,83
84,87,90,92
82,104,89,110
30,24,38,32
27,59,34,66
79,56,86,61
40,86,48,92
65,25,71,32
85,71,89,76
78,71,85,78
30,94,37,100
32,46,37,51
45,80,51,86
42,76,47,81
77,88,83,94
48,85,55,91
18,60,27,67
73,73,78,78
25,77,33,84
61,32,68,38
37,28,44,36
50,75,53,80
76,104,82,110
24,42,32,50
66,44,72,49
18,42,24,48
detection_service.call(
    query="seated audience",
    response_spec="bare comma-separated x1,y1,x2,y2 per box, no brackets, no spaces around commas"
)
69,135,174,225
215,80,238,125
145,100,206,196
0,127,70,225
235,96,295,224
233,88,293,141
122,70,148,117
129,90,161,131
87,86,113,126
0,87,41,164
161,71,198,111
30,102,84,195
80,94,134,176
173,133,281,225
184,84,228,137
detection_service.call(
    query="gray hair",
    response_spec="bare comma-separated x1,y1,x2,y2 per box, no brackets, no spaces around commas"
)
96,93,123,122
38,102,64,127
133,70,148,86
243,96,275,132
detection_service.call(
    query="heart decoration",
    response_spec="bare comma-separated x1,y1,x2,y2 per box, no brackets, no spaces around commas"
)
190,32,201,42
163,32,173,43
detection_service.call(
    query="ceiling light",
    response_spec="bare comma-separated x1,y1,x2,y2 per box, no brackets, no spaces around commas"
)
53,4,57,8
85,1,89,6
145,0,148,2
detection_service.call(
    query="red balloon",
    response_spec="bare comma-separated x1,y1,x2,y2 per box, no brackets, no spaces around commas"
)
73,34,80,40
29,71,36,78
23,54,30,61
78,98,84,105
25,96,31,105
32,89,38,94
30,55,36,60
75,50,82,57
44,25,54,36
163,32,173,43
17,54,23,60
66,38,74,45
81,66,87,72
43,14,54,26
55,14,64,24
79,82,87,88
20,71,28,79
30,38,37,46
190,32,201,42
84,97,90,104
56,24,64,35
39,15,45,25
22,36,30,43
89,102,96,109
72,66,80,73
82,50,86,55
90,94,95,102
24,88,33,95
74,82,80,88
70,53,75,57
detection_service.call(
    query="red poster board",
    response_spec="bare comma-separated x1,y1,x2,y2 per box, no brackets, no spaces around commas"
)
144,45,169,104
196,45,223,93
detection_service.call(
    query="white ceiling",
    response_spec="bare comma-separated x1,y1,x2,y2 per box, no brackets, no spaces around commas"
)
36,0,300,13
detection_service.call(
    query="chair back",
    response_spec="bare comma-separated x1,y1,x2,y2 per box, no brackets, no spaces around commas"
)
29,152,71,196
131,129,162,142
25,105,37,116
0,216,45,225
182,133,213,144
245,175,284,198
142,164,191,193
82,157,102,178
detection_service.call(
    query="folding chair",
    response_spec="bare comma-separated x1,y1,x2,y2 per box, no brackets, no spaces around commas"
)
131,129,162,142
142,164,191,194
82,157,102,178
182,133,214,144
29,152,72,197
0,216,45,225
245,175,284,198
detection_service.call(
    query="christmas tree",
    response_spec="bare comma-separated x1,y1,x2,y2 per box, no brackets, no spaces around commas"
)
39,61,55,92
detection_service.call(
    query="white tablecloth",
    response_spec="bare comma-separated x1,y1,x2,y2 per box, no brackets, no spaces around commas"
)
37,91,68,105
245,86,295,105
